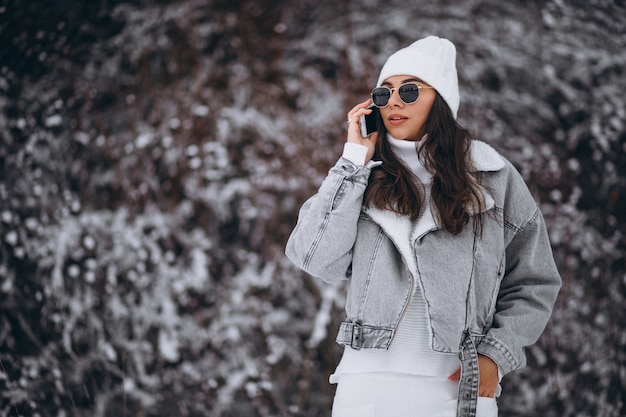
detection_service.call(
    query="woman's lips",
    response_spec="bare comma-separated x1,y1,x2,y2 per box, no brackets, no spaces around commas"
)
388,114,408,125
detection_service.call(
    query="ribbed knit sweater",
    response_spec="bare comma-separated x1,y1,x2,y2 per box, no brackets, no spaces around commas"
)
331,136,460,383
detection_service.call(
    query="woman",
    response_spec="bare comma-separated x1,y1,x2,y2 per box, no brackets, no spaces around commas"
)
286,36,561,417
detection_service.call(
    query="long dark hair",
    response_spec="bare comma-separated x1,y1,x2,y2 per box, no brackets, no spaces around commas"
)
363,93,487,235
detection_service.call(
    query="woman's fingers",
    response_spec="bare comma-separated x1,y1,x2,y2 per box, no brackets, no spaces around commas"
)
448,368,461,381
346,99,373,126
345,99,377,163
347,98,371,118
448,356,498,398
477,355,499,398
346,102,370,142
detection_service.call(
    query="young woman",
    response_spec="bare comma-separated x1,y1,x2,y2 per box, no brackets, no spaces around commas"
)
286,36,561,417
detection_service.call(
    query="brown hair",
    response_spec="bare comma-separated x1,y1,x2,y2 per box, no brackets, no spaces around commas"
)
363,94,486,235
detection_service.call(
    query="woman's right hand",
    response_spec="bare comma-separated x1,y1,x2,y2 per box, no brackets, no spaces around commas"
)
346,99,378,163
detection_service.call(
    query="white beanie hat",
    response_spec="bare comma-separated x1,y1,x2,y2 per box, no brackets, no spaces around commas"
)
376,36,459,119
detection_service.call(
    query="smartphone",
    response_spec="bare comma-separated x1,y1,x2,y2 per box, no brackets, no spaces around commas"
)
359,104,379,138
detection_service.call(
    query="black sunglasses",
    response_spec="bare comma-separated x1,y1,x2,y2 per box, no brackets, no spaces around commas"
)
371,83,434,108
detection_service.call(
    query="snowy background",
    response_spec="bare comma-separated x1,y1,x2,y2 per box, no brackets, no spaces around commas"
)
1,0,625,416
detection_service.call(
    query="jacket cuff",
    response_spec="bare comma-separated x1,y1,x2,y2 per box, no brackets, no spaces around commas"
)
476,336,520,376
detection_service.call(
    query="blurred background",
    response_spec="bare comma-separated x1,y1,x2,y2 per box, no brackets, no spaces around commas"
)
1,0,625,416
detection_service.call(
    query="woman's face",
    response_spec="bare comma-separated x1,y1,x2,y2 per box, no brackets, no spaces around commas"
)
379,75,436,142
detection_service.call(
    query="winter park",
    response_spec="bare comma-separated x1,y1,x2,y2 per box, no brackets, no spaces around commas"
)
1,1,625,416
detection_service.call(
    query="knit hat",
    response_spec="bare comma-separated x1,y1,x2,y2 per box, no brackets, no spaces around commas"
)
376,36,459,119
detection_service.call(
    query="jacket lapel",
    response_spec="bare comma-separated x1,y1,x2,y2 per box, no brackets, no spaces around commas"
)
469,140,506,172
363,140,505,262
365,206,420,278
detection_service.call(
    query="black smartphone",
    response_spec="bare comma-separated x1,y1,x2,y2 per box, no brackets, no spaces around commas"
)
359,104,379,138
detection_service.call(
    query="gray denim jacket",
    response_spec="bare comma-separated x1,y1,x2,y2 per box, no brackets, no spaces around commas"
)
286,140,561,417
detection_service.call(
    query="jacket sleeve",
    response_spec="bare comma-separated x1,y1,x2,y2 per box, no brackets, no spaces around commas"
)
477,166,562,376
285,157,372,283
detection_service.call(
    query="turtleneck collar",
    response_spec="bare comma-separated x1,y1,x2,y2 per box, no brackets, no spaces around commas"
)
387,134,432,183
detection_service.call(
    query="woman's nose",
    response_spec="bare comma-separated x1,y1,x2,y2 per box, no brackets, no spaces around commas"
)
387,88,403,106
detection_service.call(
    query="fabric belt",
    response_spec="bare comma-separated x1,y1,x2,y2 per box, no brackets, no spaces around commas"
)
456,330,480,417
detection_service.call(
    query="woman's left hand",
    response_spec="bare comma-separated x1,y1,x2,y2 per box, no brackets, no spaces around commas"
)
448,354,499,398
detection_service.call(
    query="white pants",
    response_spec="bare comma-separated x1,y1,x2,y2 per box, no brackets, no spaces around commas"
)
332,373,498,417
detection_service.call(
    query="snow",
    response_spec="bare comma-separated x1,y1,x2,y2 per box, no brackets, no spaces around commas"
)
2,1,625,416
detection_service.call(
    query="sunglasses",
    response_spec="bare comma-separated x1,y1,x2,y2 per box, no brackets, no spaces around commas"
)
371,83,434,108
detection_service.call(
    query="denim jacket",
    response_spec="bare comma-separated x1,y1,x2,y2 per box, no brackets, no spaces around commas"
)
286,140,561,417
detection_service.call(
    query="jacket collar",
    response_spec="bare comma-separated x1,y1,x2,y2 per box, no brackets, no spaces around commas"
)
363,140,504,272
469,140,505,172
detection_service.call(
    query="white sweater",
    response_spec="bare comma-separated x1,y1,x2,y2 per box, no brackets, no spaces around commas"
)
331,137,460,383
